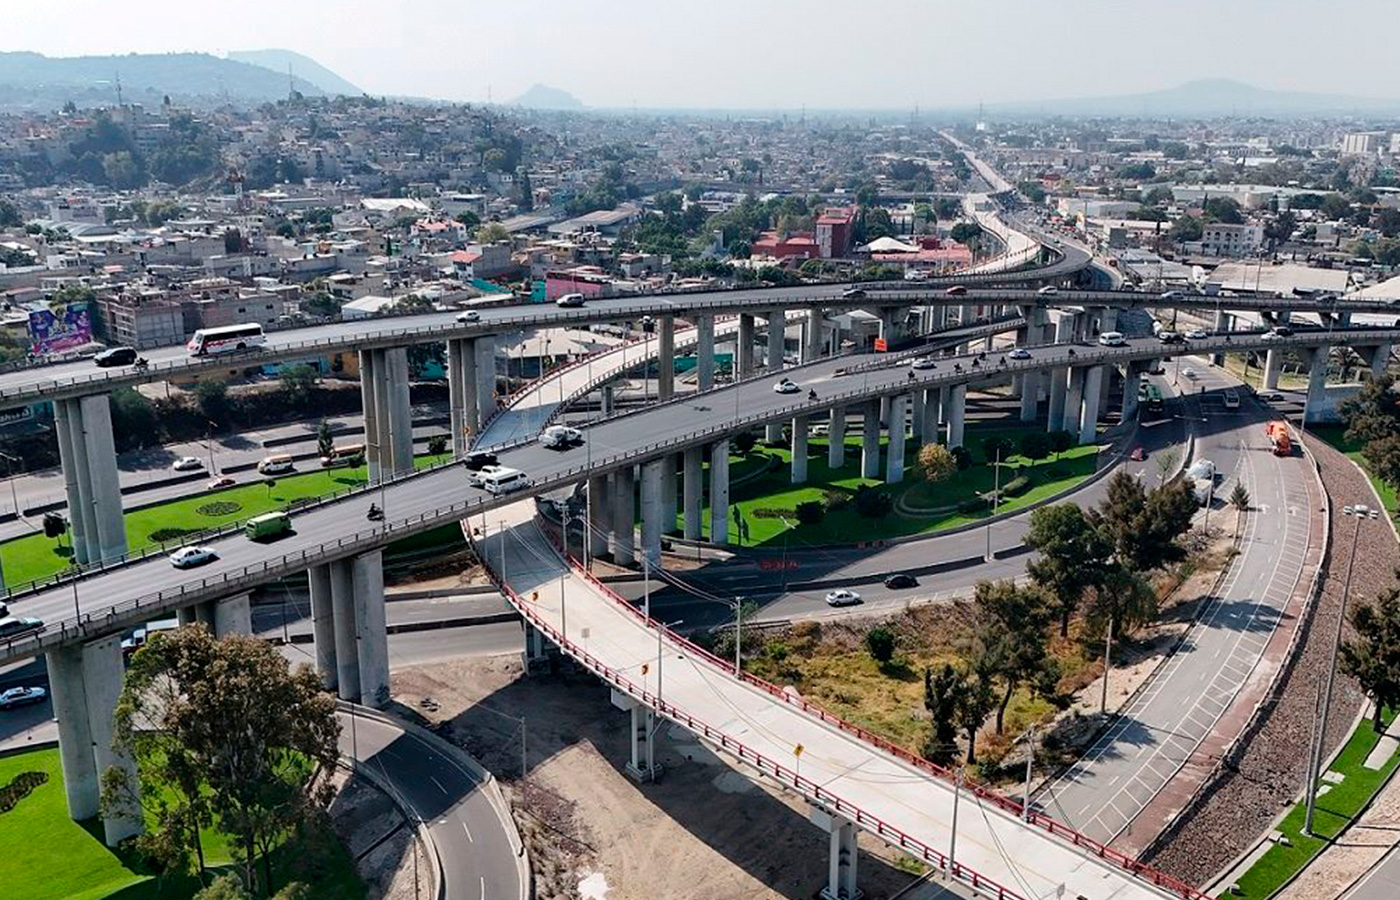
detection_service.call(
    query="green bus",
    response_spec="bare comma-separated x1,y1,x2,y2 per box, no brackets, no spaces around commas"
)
1142,384,1165,415
245,511,292,541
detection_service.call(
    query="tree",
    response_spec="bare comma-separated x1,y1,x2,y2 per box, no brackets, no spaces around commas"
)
1048,430,1075,461
795,500,825,526
1025,503,1113,635
193,875,250,900
865,626,896,664
428,434,448,456
1202,197,1244,224
1096,473,1197,573
950,446,972,471
475,222,510,243
1143,186,1175,206
972,579,1054,733
0,198,21,228
1343,373,1400,448
955,663,996,764
732,431,758,455
1320,193,1353,221
923,664,962,764
223,228,244,255
1019,431,1051,462
278,364,317,409
854,484,893,518
1169,215,1203,243
1340,580,1400,732
950,222,982,246
316,420,334,459
1229,483,1251,537
980,436,1014,466
109,629,339,895
1086,563,1158,639
917,443,957,484
109,388,161,452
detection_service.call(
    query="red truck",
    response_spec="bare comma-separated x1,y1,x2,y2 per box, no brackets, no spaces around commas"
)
1266,421,1292,456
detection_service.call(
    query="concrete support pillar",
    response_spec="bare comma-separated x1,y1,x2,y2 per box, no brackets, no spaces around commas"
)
640,459,665,563
53,401,88,565
1211,311,1231,366
696,314,716,391
618,695,657,782
947,384,967,449
47,646,98,821
828,406,847,469
54,396,128,565
657,316,675,400
1364,343,1392,381
737,314,755,376
447,338,474,455
1122,366,1142,421
860,401,881,478
663,454,679,533
886,395,907,484
791,415,809,484
1079,365,1105,444
308,563,337,690
358,349,381,482
1303,347,1329,425
611,467,636,566
878,308,896,344
682,448,703,541
330,558,360,702
766,311,786,442
211,593,251,637
811,809,860,900
473,337,496,431
802,309,822,362
81,636,142,846
1047,311,1076,434
910,391,925,442
601,383,615,416
1062,367,1085,436
522,621,551,674
587,474,610,560
709,440,730,545
381,347,414,476
921,388,939,444
1019,371,1039,422
177,602,214,630
353,550,390,708
1263,348,1284,391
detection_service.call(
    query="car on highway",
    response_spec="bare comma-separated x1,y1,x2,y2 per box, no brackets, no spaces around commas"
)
909,356,938,370
206,476,236,490
1185,328,1209,339
1160,290,1183,300
456,309,481,323
172,456,205,472
1271,324,1294,337
468,464,506,487
479,466,529,495
257,454,295,475
540,424,584,449
773,378,801,394
945,285,968,296
1158,331,1184,344
1260,329,1284,342
0,686,46,710
463,450,498,471
245,511,292,541
1182,367,1197,380
1008,347,1031,360
94,346,139,367
1036,285,1058,296
1260,391,1284,402
842,288,866,299
555,293,586,308
1097,331,1127,347
169,545,218,569
883,573,918,589
0,617,44,640
825,589,862,607
1224,390,1241,409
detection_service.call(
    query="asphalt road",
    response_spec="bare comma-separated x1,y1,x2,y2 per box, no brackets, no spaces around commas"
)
1035,358,1317,843
1342,845,1400,900
5,325,1396,664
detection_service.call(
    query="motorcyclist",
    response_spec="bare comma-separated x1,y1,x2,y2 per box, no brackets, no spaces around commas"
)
367,503,382,520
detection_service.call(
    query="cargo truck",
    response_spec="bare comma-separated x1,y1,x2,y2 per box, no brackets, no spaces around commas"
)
1265,421,1292,456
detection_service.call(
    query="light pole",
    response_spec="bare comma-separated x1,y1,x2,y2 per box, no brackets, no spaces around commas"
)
1305,503,1378,835
985,445,1001,561
657,618,683,707
1022,724,1036,821
0,451,21,518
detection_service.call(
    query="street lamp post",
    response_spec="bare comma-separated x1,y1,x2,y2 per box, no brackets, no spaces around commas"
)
1305,503,1378,836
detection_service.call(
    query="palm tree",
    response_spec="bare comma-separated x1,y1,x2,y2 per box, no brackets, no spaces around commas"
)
1229,483,1251,538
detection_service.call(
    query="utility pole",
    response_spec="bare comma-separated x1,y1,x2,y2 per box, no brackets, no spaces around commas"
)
1022,725,1036,821
1101,614,1114,716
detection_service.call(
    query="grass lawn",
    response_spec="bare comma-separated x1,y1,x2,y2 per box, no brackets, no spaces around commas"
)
1310,425,1399,522
1,454,451,587
0,747,364,900
679,425,1100,547
1222,353,1310,391
1223,708,1399,900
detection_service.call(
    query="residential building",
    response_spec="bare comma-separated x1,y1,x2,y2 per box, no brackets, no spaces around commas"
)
1340,132,1387,156
815,206,857,259
751,231,819,261
1201,223,1264,258
95,290,185,349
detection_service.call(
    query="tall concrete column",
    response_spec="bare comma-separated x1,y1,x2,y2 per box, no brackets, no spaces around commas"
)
696,314,716,391
381,347,414,476
1263,347,1285,391
1079,365,1105,444
860,401,881,478
447,338,473,455
353,550,390,708
791,416,809,484
812,809,860,900
1364,343,1393,381
921,388,940,444
1302,347,1328,425
682,448,703,540
47,645,97,821
83,636,143,846
474,336,496,429
1062,367,1085,436
828,406,847,469
611,467,636,566
878,308,896,344
1047,311,1076,434
910,391,925,442
709,440,730,545
600,383,615,416
657,316,675,400
1019,371,1040,422
586,474,609,560
640,459,665,563
212,593,252,637
1211,311,1231,366
885,395,908,484
1121,365,1142,422
737,314,755,376
77,395,126,562
308,563,337,690
53,401,88,564
663,454,679,533
947,384,967,449
766,311,786,442
330,558,360,702
358,349,381,482
802,309,822,362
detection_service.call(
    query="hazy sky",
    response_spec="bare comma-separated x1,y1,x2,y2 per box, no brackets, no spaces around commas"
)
8,0,1400,109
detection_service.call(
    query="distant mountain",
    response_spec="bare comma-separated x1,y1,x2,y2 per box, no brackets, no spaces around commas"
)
228,49,361,97
0,51,328,107
991,79,1400,118
513,83,584,110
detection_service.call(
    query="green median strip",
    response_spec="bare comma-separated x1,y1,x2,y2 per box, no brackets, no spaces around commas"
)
1,454,451,587
1311,425,1399,523
1221,708,1399,900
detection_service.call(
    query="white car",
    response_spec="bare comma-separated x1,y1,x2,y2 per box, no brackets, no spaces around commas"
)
1182,367,1197,380
0,686,46,710
773,378,800,394
1037,285,1058,296
909,356,938,370
555,293,585,308
1008,348,1031,360
1185,329,1208,340
172,456,205,472
456,309,481,323
539,424,583,449
468,464,506,487
825,589,862,607
1097,331,1126,347
1260,330,1284,342
169,545,218,569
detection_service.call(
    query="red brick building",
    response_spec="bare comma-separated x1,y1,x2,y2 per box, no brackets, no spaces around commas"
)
815,206,857,259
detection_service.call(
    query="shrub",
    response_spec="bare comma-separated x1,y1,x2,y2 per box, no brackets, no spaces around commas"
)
1001,473,1032,497
427,434,448,456
195,501,242,517
822,490,851,511
733,431,758,455
149,527,197,543
1019,431,1051,461
865,626,896,663
795,500,825,525
854,485,893,518
951,446,973,470
0,771,47,814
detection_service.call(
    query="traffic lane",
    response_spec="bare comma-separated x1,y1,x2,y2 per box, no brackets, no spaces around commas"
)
1343,846,1400,900
9,328,1387,645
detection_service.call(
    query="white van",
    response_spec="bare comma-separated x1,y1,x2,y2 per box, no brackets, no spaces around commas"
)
1097,331,1127,347
257,454,295,475
479,466,529,495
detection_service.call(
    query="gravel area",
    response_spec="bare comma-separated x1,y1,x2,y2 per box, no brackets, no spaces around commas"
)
1145,438,1397,883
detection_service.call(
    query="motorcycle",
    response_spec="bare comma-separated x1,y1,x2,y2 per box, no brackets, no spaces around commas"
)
367,504,384,522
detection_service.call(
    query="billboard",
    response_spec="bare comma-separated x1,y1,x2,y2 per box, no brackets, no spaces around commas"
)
29,302,93,356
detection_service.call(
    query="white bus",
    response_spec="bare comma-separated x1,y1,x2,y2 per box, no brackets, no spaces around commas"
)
187,323,267,356
479,466,529,495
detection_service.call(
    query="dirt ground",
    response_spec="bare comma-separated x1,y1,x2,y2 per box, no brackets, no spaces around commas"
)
389,655,940,900
327,766,433,900
1277,757,1400,900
